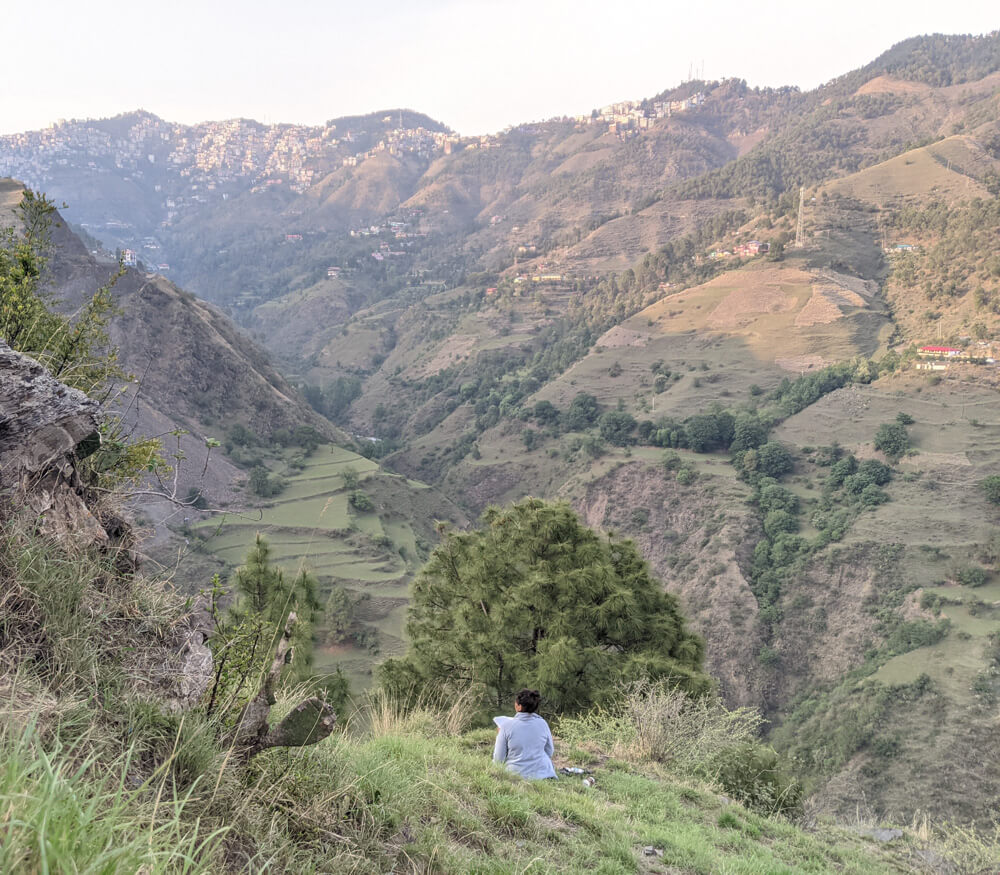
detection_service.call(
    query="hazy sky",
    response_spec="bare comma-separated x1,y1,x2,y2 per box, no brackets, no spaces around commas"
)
3,1,998,135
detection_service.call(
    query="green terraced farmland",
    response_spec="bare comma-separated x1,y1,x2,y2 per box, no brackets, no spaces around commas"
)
192,444,463,691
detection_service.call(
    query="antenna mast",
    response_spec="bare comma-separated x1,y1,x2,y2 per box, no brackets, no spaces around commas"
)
794,186,805,248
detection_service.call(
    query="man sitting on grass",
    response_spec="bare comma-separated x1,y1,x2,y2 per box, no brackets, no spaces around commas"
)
493,688,556,779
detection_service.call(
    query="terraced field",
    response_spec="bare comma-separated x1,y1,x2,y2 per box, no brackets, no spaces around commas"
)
193,444,460,689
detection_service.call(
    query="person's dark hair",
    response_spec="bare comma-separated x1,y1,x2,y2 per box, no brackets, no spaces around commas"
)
515,689,541,714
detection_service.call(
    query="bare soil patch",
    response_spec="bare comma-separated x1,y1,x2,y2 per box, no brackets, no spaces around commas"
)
707,283,797,329
598,325,651,348
774,354,828,372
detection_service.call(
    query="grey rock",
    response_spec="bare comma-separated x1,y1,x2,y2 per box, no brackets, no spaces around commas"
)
163,597,215,712
0,340,106,548
853,826,904,843
0,340,99,486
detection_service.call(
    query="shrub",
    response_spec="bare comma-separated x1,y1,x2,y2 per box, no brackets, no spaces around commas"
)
956,565,989,587
826,454,858,487
730,413,767,452
341,466,360,489
980,475,1000,505
859,484,890,507
557,681,761,773
763,510,798,538
598,410,637,445
676,467,697,485
348,490,375,512
713,744,803,816
249,465,282,497
185,487,208,509
757,483,799,514
858,459,892,486
564,392,600,431
754,442,794,480
662,451,682,472
874,422,910,459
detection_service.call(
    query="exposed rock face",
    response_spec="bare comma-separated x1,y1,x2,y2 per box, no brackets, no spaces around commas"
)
575,462,767,709
0,340,107,548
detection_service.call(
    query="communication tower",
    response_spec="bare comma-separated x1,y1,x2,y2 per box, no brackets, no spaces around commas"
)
794,186,805,248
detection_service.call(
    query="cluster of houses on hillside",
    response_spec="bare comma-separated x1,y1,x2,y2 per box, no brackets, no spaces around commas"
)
342,127,459,167
707,240,770,260
572,93,707,139
348,213,425,243
884,241,918,254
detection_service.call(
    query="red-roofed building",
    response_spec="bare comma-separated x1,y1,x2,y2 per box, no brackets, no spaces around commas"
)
918,346,964,357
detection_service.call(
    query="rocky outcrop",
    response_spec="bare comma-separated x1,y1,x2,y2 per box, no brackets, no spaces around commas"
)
575,462,767,709
0,340,107,548
142,597,216,712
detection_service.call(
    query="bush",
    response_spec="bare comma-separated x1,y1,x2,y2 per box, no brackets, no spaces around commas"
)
745,442,794,480
859,484,890,507
557,681,761,774
249,465,283,497
348,489,375,512
185,487,208,510
826,454,858,487
341,466,360,489
980,475,1000,505
598,410,637,446
874,422,910,459
713,744,803,816
763,510,798,538
676,467,697,485
564,392,600,431
956,565,989,587
662,451,682,472
858,459,892,486
757,483,799,514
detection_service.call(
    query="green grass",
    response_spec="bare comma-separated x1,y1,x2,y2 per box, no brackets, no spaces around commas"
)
0,513,981,875
6,688,914,873
232,722,914,874
0,725,221,874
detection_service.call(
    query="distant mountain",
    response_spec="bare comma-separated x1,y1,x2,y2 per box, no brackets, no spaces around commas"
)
1,177,340,509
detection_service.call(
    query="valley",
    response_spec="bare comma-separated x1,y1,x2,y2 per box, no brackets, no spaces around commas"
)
5,30,1000,835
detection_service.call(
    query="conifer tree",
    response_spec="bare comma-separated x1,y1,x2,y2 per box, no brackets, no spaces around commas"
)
209,534,320,724
379,498,710,713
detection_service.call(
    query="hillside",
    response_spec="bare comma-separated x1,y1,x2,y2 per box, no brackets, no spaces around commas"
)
6,31,1000,830
0,343,944,875
1,181,465,687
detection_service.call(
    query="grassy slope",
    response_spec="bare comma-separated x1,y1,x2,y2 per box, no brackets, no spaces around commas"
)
0,713,919,875
242,724,916,875
768,371,1000,822
0,511,919,875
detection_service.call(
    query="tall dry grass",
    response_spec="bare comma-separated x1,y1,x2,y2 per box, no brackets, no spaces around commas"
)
558,679,762,771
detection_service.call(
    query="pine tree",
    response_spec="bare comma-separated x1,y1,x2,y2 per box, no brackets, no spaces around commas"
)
208,535,320,723
379,498,710,713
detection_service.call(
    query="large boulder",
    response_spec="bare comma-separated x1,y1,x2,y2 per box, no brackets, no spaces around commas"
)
0,340,106,547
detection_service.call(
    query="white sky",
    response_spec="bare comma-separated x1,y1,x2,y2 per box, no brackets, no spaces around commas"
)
2,0,998,136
